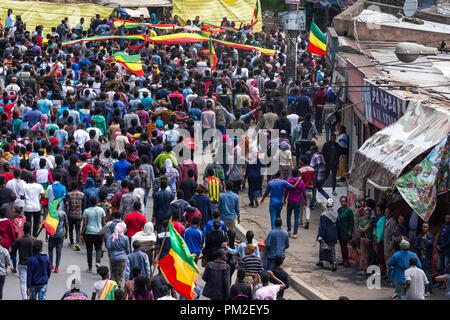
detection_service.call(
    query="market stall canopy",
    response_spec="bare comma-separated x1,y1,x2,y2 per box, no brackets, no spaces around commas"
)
115,7,150,19
348,101,450,191
96,0,172,8
0,0,114,35
172,0,262,32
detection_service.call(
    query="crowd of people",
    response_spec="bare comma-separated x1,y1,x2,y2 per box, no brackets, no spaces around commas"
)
0,8,448,302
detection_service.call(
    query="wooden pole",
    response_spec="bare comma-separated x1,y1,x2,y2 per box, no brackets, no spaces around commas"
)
149,223,169,283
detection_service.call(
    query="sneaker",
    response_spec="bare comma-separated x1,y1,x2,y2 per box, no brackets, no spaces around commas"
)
96,263,101,269
304,222,309,229
54,268,59,274
11,267,17,273
51,264,54,270
299,221,303,226
69,243,74,248
424,292,431,297
332,190,337,196
288,231,292,237
316,261,324,267
392,292,397,299
88,267,92,273
292,234,297,239
249,202,255,208
254,199,259,207
74,243,81,251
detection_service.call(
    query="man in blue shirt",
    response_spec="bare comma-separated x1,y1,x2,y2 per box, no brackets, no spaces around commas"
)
265,218,289,270
183,216,204,260
23,104,42,129
218,181,240,231
261,171,301,229
112,153,131,181
387,240,422,300
37,91,53,116
140,91,154,110
203,209,228,235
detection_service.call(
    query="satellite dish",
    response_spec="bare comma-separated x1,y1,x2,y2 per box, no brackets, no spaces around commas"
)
403,0,418,17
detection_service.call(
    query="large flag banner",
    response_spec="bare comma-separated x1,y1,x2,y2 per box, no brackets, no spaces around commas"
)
395,136,450,221
209,38,217,71
113,52,144,76
43,197,64,235
307,21,327,56
158,220,200,300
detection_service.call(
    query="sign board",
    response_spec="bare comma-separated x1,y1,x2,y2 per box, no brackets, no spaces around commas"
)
332,54,348,103
285,0,300,3
363,79,406,129
281,10,306,31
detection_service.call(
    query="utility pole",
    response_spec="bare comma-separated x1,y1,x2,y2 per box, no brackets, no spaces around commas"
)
285,2,299,90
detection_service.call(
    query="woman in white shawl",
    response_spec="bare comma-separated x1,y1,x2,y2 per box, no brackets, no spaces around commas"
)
131,222,157,265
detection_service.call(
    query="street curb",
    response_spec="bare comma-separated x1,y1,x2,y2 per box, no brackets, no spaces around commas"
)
285,268,330,300
235,222,330,300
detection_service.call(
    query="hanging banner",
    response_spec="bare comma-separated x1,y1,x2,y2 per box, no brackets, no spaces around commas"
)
395,136,450,221
363,79,406,129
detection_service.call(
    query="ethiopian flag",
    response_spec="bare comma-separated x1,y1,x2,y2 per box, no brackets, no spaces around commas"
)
209,38,217,71
307,21,327,56
113,52,144,76
99,280,118,300
43,197,64,235
157,220,200,300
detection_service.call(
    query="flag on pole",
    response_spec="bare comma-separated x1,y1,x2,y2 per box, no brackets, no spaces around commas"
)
43,197,64,235
157,220,200,300
307,21,327,56
253,0,259,22
209,38,217,71
112,52,144,76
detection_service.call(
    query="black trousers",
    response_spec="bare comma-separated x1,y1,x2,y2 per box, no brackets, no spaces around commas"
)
84,234,103,268
25,211,41,238
68,217,82,244
324,164,338,190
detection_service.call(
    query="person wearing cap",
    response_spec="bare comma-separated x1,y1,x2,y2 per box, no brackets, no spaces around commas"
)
317,198,338,271
387,239,422,300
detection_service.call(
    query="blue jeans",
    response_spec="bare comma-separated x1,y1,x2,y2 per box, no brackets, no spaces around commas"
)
437,252,450,276
286,202,302,234
29,285,47,300
269,206,283,230
216,125,225,135
393,279,406,300
48,237,63,268
144,187,150,207
18,264,27,300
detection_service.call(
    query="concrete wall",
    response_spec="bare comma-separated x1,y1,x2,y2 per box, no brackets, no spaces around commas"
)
333,1,450,46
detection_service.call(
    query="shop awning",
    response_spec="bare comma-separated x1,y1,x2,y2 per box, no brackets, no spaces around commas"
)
97,0,172,8
348,101,450,191
116,7,150,18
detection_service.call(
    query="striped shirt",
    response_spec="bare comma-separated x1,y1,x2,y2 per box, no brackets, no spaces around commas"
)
204,176,221,203
241,255,264,274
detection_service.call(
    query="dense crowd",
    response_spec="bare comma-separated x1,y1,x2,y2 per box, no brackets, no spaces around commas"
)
0,8,448,301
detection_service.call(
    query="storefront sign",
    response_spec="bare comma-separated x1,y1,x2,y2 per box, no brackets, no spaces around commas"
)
363,79,406,129
332,54,347,103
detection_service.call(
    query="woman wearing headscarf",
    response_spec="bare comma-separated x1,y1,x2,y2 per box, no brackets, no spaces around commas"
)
154,120,164,137
31,114,48,132
105,222,130,288
164,159,179,194
131,222,156,265
317,198,338,271
357,208,373,276
249,80,260,117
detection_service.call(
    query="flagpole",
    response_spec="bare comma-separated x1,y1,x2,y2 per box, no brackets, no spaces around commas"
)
149,223,169,284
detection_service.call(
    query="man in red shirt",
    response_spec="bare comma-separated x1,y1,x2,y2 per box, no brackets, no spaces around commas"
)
171,210,185,236
299,155,316,229
312,86,328,135
124,201,147,240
